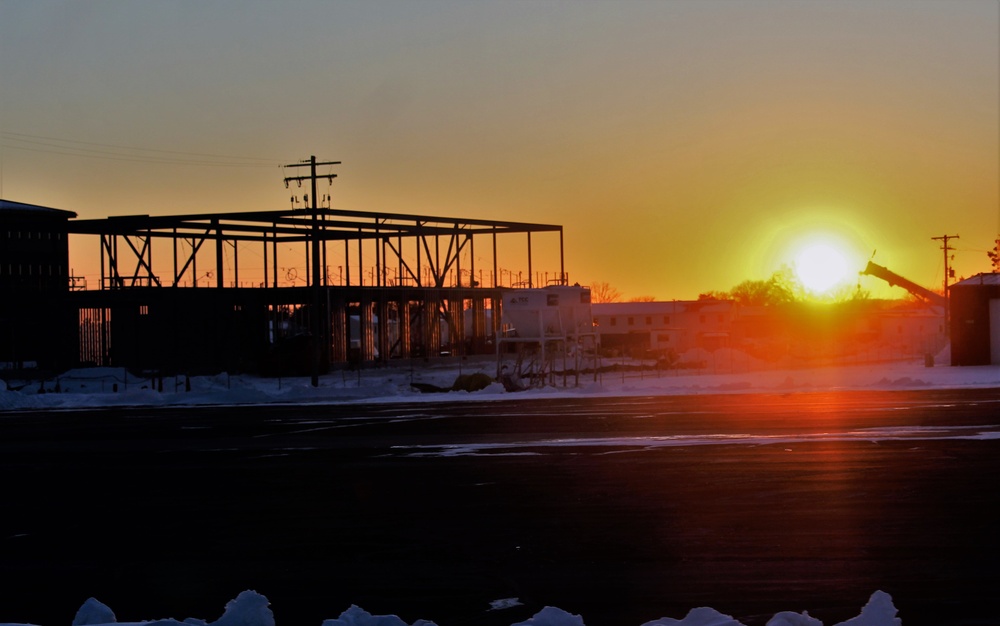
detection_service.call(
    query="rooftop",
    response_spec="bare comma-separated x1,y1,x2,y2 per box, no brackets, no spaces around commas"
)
0,199,77,218
953,273,1000,287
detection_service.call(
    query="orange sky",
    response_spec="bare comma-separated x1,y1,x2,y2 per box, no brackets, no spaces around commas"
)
1,1,997,300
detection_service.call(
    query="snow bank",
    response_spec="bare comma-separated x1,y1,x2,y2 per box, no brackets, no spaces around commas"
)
2,358,999,412
0,590,908,626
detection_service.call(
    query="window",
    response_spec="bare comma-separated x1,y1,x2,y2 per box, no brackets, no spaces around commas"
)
610,317,617,327
645,316,652,325
663,316,670,324
627,317,634,326
139,305,149,316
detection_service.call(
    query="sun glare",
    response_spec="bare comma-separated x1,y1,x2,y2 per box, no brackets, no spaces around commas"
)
794,242,850,294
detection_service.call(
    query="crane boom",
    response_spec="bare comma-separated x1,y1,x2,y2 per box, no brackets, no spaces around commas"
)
861,261,946,306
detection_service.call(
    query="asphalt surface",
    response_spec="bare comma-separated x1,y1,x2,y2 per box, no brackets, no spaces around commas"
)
2,388,999,626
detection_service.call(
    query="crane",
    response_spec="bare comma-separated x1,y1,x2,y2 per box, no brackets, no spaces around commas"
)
860,261,946,307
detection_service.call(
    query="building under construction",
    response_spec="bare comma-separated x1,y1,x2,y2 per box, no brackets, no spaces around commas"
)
1,165,573,378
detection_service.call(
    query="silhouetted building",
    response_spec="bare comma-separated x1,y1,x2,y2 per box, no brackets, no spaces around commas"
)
949,273,1000,365
0,199,77,372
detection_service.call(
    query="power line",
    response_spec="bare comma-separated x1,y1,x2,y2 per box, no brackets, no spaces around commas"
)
0,131,283,167
1,131,280,161
1,143,281,168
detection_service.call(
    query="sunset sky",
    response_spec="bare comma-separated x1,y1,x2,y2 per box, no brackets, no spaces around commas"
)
2,0,997,300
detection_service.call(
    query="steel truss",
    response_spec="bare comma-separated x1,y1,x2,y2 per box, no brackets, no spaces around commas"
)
70,208,565,291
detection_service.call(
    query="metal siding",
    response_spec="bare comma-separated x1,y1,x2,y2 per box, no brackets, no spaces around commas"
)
991,299,1000,365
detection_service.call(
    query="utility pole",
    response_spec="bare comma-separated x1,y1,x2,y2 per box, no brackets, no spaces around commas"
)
932,234,959,295
932,234,959,329
284,156,340,386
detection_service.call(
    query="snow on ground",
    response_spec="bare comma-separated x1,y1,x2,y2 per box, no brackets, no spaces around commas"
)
2,353,999,412
0,589,903,626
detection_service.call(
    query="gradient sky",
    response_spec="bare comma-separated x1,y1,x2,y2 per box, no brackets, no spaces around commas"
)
2,0,997,300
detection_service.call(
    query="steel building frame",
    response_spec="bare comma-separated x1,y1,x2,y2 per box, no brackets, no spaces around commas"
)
69,208,565,291
67,208,568,375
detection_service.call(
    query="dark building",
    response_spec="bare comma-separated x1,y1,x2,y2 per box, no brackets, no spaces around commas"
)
949,273,1000,366
0,199,78,372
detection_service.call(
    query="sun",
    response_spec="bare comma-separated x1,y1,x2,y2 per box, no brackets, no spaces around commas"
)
793,242,850,294
751,214,870,299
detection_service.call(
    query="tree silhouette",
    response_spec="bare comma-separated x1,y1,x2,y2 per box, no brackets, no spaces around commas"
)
700,266,869,305
700,273,795,306
729,276,796,306
988,237,1000,272
589,281,622,303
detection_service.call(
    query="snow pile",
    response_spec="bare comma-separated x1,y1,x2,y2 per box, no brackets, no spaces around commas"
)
0,590,906,626
316,592,904,626
2,591,274,626
320,604,438,626
71,598,116,626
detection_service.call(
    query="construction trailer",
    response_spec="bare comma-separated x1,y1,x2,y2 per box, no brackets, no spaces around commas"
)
496,285,597,388
949,273,1000,366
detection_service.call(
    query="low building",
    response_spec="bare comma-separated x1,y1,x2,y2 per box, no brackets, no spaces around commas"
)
949,273,1000,365
593,297,946,368
592,300,736,357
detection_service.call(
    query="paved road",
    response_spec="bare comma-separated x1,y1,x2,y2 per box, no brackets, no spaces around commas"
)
2,388,999,626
